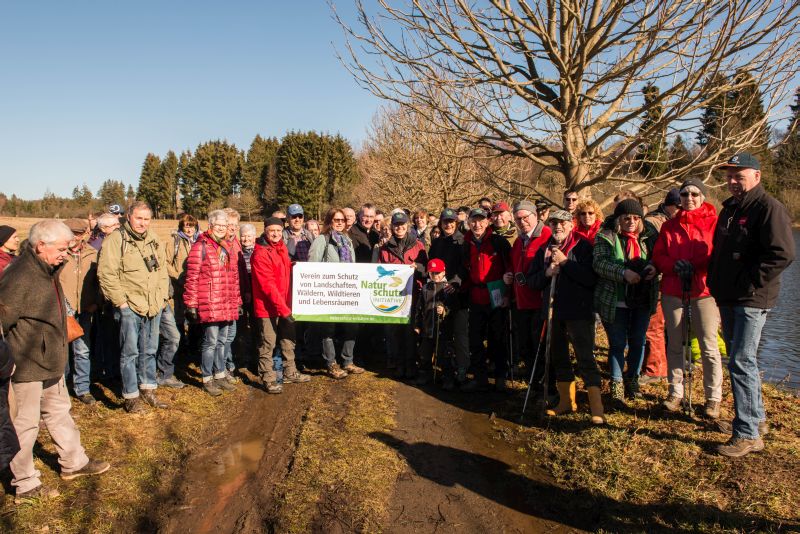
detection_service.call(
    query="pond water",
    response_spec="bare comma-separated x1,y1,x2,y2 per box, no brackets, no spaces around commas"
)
758,229,800,391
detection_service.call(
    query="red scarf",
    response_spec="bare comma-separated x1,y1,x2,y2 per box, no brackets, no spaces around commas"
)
621,231,641,259
545,231,579,263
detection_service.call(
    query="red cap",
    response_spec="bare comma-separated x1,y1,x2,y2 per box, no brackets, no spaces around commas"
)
427,258,446,273
492,202,510,213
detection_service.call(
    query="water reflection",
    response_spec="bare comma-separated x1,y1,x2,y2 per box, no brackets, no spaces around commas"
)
213,438,266,483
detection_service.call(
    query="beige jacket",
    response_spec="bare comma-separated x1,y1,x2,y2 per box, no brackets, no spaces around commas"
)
59,243,101,313
98,225,169,317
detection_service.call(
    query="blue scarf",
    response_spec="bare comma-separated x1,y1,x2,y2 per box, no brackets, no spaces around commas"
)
331,231,353,263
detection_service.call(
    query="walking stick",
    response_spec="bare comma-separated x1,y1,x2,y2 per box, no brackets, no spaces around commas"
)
508,307,515,383
521,317,547,418
522,271,558,419
432,283,440,383
681,273,694,417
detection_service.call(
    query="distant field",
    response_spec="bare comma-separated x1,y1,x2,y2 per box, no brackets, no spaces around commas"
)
0,216,264,241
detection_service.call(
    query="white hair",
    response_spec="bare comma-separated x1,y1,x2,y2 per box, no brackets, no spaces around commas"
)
208,209,229,226
223,207,240,223
30,220,73,245
239,223,256,236
96,213,118,228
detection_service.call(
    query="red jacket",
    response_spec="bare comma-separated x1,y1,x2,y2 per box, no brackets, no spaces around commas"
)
183,232,242,323
463,227,511,306
510,223,551,310
251,236,292,318
375,236,428,294
652,202,718,298
573,218,601,243
0,251,14,277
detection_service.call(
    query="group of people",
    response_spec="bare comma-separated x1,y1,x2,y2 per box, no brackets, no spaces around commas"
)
0,152,794,503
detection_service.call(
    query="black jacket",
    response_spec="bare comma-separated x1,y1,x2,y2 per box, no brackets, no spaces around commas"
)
414,280,459,338
0,331,19,470
708,184,795,308
348,222,379,264
526,237,597,321
429,230,468,307
0,244,68,383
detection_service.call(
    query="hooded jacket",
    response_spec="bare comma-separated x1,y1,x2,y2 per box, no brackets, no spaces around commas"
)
510,221,552,310
652,202,717,299
183,232,242,323
251,236,292,318
0,244,68,383
708,184,795,308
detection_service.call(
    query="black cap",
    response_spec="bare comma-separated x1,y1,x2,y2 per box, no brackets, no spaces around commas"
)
614,198,644,218
0,225,16,247
391,212,409,225
718,152,760,171
663,188,681,207
680,178,706,196
264,217,284,228
440,208,457,221
457,206,470,214
468,208,488,219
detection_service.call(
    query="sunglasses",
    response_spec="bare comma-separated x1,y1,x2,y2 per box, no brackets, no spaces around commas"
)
332,218,346,223
622,215,641,221
680,191,701,198
579,211,595,216
565,197,578,202
290,214,304,219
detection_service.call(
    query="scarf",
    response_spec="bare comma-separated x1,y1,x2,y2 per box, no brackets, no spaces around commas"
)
331,231,353,263
122,220,145,241
544,231,579,263
621,231,641,260
177,230,197,243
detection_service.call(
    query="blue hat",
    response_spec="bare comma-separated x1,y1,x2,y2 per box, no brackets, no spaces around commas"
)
718,153,760,171
440,208,458,221
468,208,488,219
287,204,304,216
663,188,681,207
108,204,124,215
391,212,409,225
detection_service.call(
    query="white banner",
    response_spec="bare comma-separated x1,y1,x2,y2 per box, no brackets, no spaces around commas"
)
292,262,415,324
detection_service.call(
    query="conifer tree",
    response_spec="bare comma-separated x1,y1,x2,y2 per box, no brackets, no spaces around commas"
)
160,151,179,218
137,153,163,216
242,135,280,205
636,83,667,179
97,179,127,208
775,88,800,191
180,140,243,216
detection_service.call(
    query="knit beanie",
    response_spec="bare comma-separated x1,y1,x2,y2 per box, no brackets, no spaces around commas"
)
680,178,707,196
613,198,644,218
0,226,16,247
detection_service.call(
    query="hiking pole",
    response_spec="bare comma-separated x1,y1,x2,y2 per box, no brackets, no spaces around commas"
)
680,266,694,417
539,272,558,420
508,307,515,383
521,317,547,419
432,283,440,383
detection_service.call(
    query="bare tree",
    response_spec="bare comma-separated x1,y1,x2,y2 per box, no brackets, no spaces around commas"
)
336,0,800,191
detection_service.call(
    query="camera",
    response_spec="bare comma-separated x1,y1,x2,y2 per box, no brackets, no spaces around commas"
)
144,254,160,272
514,272,526,285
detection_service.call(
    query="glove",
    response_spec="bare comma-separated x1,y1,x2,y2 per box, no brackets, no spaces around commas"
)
186,308,199,322
673,259,694,277
238,305,244,317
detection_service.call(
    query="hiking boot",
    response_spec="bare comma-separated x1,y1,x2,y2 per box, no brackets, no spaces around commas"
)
203,381,223,396
225,371,240,384
413,372,431,386
15,485,60,505
76,393,96,405
547,381,577,416
456,368,467,385
662,394,682,412
124,397,147,414
386,357,396,370
610,381,626,408
157,375,186,389
717,437,765,458
343,364,365,375
461,377,489,393
442,375,456,391
704,400,721,420
714,419,769,437
215,378,236,391
495,377,507,392
60,459,110,481
283,370,311,383
327,364,348,380
624,377,642,400
264,381,283,394
639,374,665,386
141,390,168,409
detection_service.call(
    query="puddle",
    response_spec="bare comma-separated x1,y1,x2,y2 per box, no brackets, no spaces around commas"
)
212,438,266,485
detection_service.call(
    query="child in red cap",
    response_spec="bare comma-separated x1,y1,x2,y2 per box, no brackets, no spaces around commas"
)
413,258,458,388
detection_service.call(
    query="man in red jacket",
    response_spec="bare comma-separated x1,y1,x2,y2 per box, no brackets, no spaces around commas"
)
462,208,512,392
251,217,311,394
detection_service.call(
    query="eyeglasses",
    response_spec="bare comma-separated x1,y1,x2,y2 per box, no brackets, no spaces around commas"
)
332,218,346,223
680,191,701,198
579,211,595,216
565,197,578,203
622,215,641,221
290,214,304,219
211,224,227,229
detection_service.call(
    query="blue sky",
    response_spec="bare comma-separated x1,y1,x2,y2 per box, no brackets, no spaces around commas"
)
0,1,379,199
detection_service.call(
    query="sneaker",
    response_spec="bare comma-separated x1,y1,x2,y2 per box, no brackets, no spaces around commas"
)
623,377,642,400
639,374,665,386
204,381,223,397
610,381,626,408
327,364,348,380
283,370,311,383
662,394,682,412
225,371,240,384
215,378,236,392
76,393,96,405
265,381,283,394
124,397,147,414
343,364,365,375
61,459,111,481
704,400,721,419
157,375,186,389
716,437,765,458
714,419,769,437
141,390,168,409
15,485,60,504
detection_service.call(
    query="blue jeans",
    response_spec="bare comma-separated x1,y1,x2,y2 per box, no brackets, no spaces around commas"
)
224,319,237,372
68,311,94,396
201,322,232,381
158,303,181,380
115,306,161,399
719,306,769,439
604,306,651,382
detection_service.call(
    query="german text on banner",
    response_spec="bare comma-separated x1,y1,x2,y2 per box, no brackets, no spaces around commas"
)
292,262,415,324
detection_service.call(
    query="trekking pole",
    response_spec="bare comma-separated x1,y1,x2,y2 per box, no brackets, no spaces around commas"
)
521,317,547,418
681,274,694,417
432,283,440,383
508,307,515,383
522,271,558,419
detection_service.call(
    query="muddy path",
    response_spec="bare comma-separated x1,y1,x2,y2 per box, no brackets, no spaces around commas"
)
157,375,324,534
380,383,583,534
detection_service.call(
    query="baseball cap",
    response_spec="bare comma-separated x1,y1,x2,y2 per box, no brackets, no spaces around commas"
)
439,208,458,221
391,212,409,225
547,209,573,223
287,204,304,216
492,202,510,213
108,204,124,215
718,152,760,170
427,258,446,273
468,208,488,219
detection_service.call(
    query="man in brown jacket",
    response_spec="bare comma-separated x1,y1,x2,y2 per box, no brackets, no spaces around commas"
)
0,220,109,504
60,218,102,404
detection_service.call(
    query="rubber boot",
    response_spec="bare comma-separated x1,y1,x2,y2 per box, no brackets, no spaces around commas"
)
547,381,577,416
587,386,606,425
